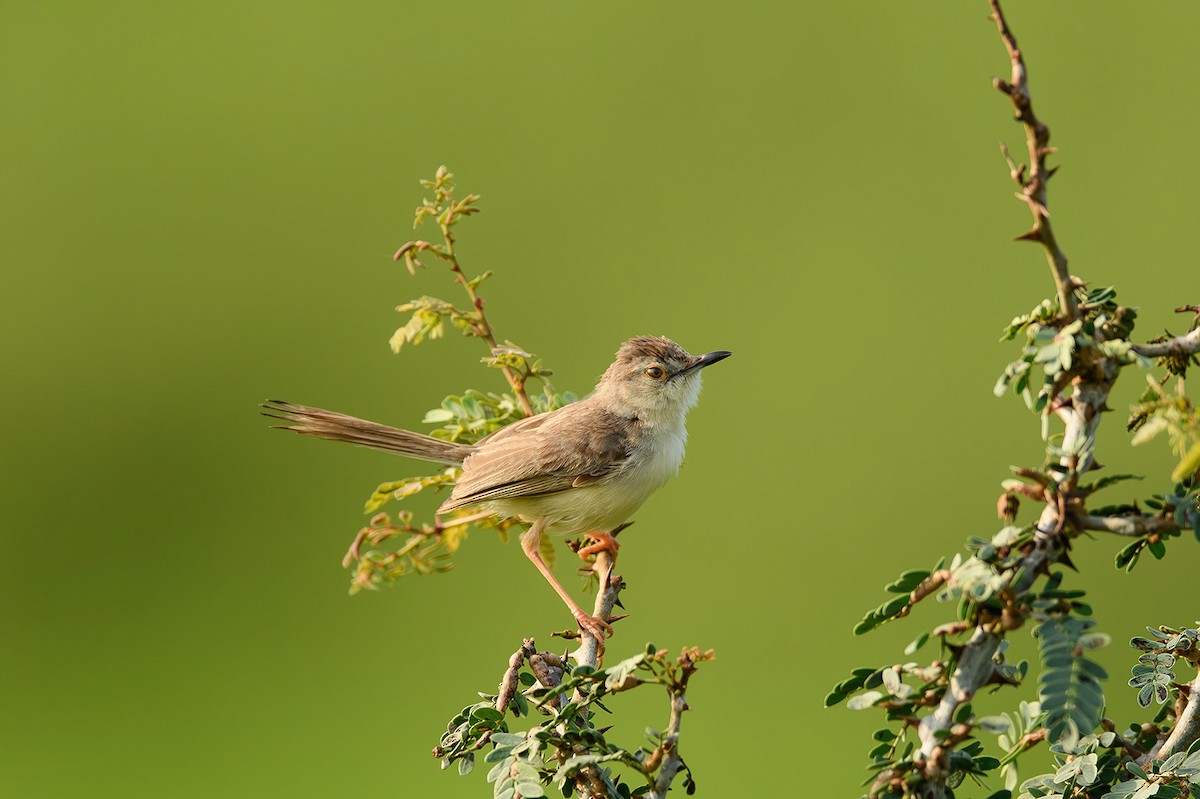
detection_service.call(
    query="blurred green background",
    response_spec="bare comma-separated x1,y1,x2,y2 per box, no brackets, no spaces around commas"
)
4,1,1199,796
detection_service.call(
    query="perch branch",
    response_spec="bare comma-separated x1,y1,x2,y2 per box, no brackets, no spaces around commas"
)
573,527,629,669
1072,513,1181,538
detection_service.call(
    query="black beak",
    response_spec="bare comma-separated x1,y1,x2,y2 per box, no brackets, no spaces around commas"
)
676,350,732,376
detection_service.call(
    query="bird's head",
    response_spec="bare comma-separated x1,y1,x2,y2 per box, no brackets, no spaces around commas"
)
594,336,731,423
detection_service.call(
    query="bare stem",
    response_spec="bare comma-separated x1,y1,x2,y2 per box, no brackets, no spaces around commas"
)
1072,513,1181,537
989,0,1079,322
649,683,690,799
438,226,536,417
1132,327,1200,359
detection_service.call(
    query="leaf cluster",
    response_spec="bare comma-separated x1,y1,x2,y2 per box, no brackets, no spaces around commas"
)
1129,625,1200,708
1017,736,1200,799
996,288,1145,435
434,645,713,799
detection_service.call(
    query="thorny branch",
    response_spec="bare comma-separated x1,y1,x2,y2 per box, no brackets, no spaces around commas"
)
571,527,629,670
851,5,1200,797
990,0,1079,323
915,2,1112,792
909,5,1200,796
486,536,701,799
648,649,705,799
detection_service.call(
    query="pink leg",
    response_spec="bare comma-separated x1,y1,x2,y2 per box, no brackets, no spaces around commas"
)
521,518,612,646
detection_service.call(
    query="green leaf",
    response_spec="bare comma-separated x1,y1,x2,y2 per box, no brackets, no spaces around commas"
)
423,408,456,424
904,632,930,656
885,570,930,594
847,691,885,710
1078,633,1111,650
490,733,526,747
823,690,846,707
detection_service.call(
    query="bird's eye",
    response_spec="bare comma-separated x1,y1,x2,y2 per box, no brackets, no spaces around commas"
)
645,366,666,379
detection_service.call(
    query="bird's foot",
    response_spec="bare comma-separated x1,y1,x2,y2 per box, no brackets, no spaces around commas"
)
577,530,621,562
573,608,613,647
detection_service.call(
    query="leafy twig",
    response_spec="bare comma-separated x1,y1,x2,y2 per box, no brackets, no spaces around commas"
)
393,166,536,417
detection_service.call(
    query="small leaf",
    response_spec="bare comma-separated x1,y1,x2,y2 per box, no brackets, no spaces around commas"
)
905,632,930,656
847,690,885,710
977,716,1014,735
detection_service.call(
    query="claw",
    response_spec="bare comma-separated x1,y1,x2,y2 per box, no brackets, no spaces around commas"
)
577,531,621,562
573,608,613,649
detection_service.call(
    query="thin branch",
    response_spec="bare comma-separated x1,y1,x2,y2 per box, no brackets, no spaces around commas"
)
574,542,625,670
1132,327,1200,359
396,168,536,416
648,651,705,799
649,686,688,799
438,238,536,418
989,0,1079,322
1072,513,1181,538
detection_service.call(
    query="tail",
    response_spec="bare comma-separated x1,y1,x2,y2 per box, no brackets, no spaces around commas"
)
261,400,472,467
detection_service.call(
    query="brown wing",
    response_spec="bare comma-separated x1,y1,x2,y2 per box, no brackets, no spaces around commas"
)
437,403,632,513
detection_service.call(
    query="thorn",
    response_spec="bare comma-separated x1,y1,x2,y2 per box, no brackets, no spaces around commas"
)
607,614,630,624
611,521,635,538
1045,165,1059,180
1014,229,1041,242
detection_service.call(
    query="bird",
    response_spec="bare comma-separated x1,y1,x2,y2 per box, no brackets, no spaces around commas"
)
263,336,731,644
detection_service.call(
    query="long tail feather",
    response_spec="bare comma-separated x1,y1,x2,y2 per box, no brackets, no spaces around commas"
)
261,400,472,467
